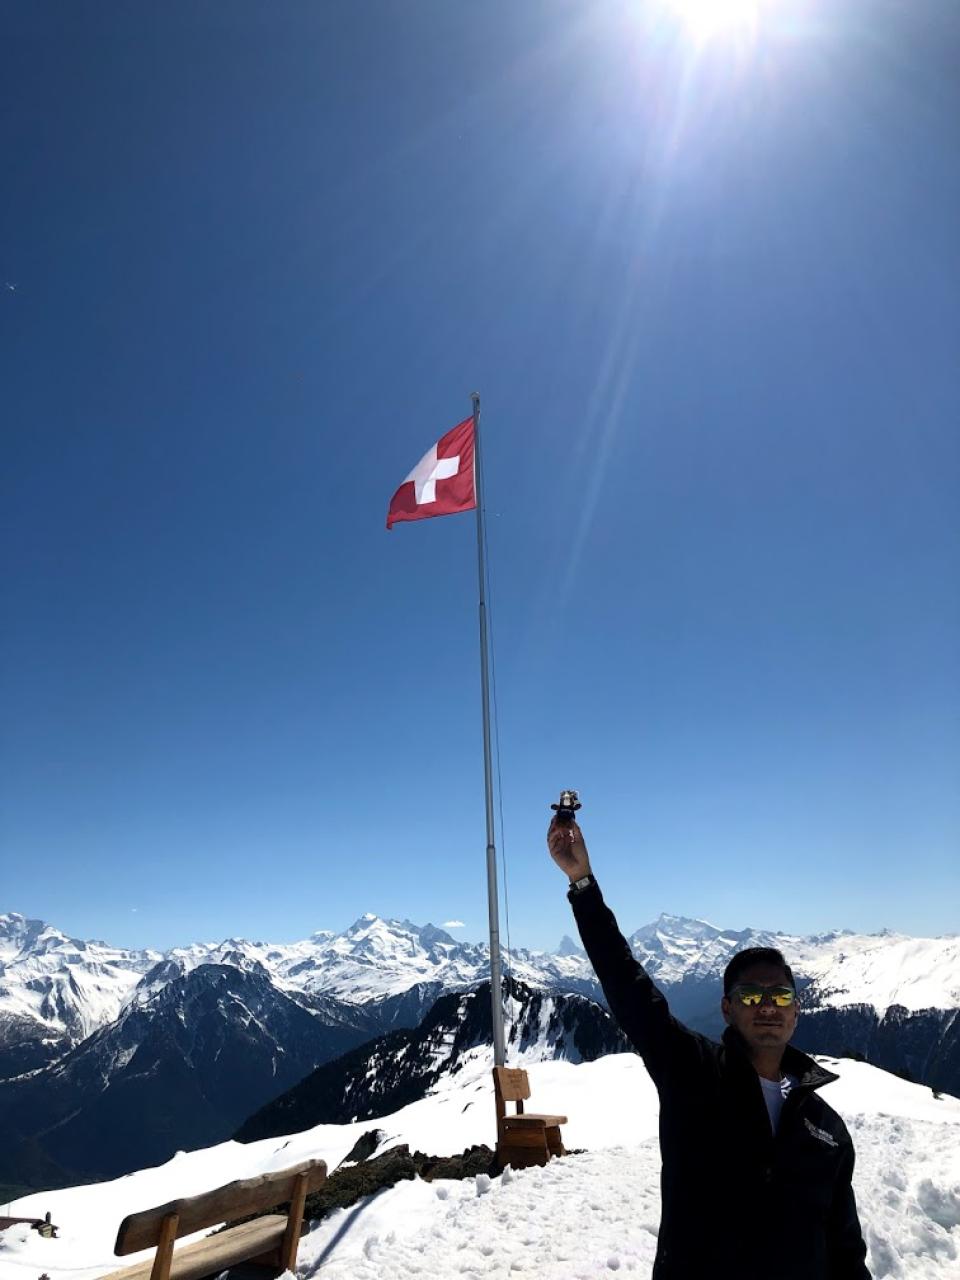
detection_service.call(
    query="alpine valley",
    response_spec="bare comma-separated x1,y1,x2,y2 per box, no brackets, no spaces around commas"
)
0,909,957,1195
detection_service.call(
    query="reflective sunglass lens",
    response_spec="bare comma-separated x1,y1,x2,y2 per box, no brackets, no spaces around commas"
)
732,985,796,1007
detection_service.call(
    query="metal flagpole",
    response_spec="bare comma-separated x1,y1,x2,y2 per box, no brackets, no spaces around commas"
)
471,391,507,1067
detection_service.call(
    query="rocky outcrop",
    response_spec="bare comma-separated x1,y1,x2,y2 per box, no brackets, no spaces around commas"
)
236,978,628,1142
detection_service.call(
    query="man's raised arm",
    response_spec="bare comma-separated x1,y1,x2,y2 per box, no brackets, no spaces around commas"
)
548,817,705,1085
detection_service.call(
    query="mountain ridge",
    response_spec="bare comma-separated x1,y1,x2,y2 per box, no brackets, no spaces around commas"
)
3,908,958,1080
2,906,958,1193
0,960,372,1190
1,906,960,1192
235,976,630,1142
5,907,957,1039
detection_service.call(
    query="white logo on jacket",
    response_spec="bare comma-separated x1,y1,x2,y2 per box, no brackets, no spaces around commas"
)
804,1117,839,1147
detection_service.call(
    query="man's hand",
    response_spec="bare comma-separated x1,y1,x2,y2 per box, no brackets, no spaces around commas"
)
548,817,592,883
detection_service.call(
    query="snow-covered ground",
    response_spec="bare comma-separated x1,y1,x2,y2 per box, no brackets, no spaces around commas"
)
2,1052,959,1279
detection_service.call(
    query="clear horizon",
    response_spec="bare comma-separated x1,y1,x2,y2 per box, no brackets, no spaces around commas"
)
3,0,958,954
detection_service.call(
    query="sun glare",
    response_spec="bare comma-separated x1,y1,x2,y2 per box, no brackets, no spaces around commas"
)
667,0,766,42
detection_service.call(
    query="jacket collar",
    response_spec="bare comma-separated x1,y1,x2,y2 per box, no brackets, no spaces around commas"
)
722,1027,839,1091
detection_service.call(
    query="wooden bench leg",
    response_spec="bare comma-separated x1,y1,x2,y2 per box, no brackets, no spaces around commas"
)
149,1213,179,1280
278,1171,309,1273
498,1128,551,1170
497,1125,566,1171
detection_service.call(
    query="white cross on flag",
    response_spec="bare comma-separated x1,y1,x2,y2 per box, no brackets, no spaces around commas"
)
386,417,476,530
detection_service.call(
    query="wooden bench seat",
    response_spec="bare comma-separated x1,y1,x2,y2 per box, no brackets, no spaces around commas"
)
101,1159,327,1280
99,1214,287,1280
493,1066,568,1170
502,1111,569,1128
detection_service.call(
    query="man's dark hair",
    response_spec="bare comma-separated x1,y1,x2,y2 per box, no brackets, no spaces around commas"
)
723,947,795,995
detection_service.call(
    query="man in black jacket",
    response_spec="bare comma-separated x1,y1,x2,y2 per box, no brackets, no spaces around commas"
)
549,816,871,1280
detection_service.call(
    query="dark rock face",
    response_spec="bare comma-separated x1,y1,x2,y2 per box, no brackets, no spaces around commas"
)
294,983,451,1040
365,982,449,1032
236,978,629,1143
0,1014,71,1080
0,965,372,1191
299,1143,497,1225
507,985,629,1063
792,1003,960,1094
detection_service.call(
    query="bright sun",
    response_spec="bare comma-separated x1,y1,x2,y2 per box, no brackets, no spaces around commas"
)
667,0,766,41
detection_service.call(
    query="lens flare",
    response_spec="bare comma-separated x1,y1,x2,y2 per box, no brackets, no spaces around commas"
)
666,0,766,42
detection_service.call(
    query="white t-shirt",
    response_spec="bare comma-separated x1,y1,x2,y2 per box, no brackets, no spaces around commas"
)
759,1073,797,1134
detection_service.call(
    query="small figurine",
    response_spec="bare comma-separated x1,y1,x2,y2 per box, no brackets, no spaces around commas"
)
551,789,581,823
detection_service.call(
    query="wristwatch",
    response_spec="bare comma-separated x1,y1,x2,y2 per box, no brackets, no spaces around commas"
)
569,873,596,894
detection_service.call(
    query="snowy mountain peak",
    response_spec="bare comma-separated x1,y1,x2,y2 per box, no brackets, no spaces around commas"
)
555,935,586,958
628,915,789,984
0,911,41,938
346,913,382,932
344,916,406,947
0,916,160,1058
633,912,723,942
333,915,457,963
412,922,457,948
4,907,960,1084
0,913,69,963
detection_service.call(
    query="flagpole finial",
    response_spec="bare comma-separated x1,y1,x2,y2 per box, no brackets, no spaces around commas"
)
470,391,480,406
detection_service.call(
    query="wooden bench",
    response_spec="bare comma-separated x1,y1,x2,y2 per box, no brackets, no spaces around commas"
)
493,1066,567,1171
0,1211,57,1238
101,1158,327,1280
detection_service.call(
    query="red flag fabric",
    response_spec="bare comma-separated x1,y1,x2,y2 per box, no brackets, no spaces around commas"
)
386,417,476,530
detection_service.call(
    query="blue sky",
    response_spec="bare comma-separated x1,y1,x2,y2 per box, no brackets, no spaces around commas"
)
2,0,957,953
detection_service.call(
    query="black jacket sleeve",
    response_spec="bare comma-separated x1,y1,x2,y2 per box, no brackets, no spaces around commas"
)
569,880,711,1088
827,1139,871,1278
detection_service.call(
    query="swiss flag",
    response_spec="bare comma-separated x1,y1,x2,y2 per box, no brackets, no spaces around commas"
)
386,417,476,530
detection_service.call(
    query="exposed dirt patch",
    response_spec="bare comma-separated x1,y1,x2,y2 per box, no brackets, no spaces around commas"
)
226,1133,500,1232
302,1140,498,1222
